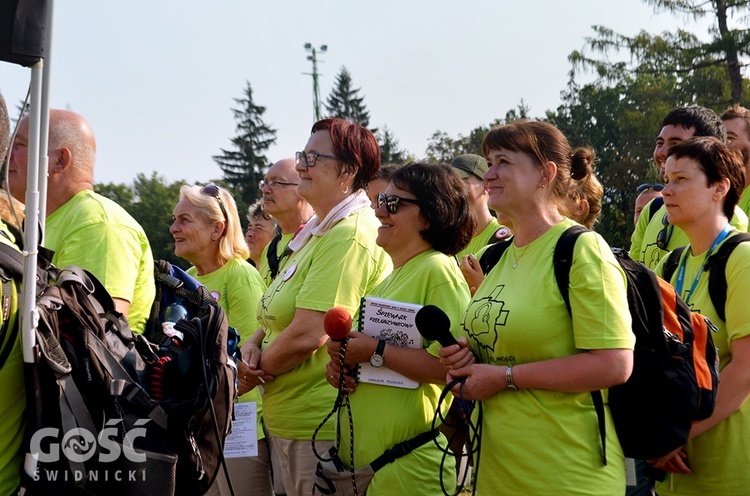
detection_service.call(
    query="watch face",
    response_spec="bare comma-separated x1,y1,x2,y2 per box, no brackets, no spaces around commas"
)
369,353,384,368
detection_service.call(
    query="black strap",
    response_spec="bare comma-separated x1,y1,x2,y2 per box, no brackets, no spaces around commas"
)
478,237,514,275
0,280,18,369
647,196,665,223
661,247,686,283
705,232,750,322
369,429,439,472
266,234,282,279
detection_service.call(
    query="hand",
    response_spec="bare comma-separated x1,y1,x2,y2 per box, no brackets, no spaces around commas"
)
326,331,377,366
648,447,691,474
447,363,506,401
438,336,475,371
459,254,484,296
325,359,358,393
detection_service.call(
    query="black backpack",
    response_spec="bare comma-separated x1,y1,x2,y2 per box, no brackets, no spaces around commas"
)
18,254,235,495
478,225,720,462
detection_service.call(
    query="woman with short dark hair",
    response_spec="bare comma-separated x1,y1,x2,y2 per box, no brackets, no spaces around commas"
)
325,162,474,495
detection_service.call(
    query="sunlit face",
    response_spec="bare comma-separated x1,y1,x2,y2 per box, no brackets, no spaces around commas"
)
654,124,695,183
262,160,302,218
633,188,662,226
6,116,30,201
484,148,542,216
245,216,277,259
170,198,217,264
375,184,429,260
463,175,487,203
296,131,346,209
724,118,750,184
662,155,723,228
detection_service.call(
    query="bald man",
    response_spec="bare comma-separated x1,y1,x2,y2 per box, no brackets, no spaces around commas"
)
257,158,313,285
8,109,155,333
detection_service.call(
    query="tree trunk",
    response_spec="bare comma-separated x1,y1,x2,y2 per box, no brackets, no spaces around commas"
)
715,0,744,103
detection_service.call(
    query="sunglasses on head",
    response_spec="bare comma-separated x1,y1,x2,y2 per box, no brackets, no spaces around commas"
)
376,192,421,214
656,212,673,251
201,184,228,222
637,183,665,194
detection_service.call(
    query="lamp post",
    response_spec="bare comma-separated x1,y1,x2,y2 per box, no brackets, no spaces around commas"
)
303,43,327,122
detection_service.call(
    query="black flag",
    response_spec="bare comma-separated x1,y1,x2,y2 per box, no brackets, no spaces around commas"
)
0,0,49,67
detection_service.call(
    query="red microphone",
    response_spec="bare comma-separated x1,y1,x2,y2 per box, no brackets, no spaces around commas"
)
324,307,352,341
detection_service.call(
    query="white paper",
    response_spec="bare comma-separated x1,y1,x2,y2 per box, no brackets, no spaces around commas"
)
624,457,637,487
223,402,258,458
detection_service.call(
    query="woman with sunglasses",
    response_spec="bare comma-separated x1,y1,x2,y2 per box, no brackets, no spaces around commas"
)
323,163,474,495
634,183,664,227
239,118,391,494
439,121,635,495
651,137,750,495
170,184,271,495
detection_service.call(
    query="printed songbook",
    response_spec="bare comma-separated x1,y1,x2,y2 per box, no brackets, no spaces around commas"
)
356,296,423,389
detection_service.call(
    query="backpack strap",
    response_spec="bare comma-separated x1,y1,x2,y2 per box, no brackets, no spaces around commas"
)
647,196,665,223
552,225,588,314
478,237,514,275
705,232,750,323
266,234,282,279
662,247,687,283
369,429,439,472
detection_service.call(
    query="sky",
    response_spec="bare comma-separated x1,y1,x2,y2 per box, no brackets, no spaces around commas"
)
0,0,716,186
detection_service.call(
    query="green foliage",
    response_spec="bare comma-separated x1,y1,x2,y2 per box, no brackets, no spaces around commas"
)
213,81,277,207
96,173,188,269
324,66,372,128
377,126,409,165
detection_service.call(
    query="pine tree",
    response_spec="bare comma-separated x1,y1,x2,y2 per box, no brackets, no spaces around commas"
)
324,67,372,127
213,81,277,205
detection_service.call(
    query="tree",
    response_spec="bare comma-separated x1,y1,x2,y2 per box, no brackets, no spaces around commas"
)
96,173,187,268
213,81,276,206
570,0,750,105
377,126,409,164
324,66,372,128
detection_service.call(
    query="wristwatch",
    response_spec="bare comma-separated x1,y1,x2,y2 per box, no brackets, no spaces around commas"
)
369,339,386,368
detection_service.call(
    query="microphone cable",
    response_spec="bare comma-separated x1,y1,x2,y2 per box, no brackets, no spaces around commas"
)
431,377,482,496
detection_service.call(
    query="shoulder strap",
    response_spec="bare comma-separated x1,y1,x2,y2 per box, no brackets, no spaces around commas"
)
266,234,282,279
370,429,439,472
662,246,686,282
552,225,588,315
478,237,513,275
705,232,750,323
647,196,665,223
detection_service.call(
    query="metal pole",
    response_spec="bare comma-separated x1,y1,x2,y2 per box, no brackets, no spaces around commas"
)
37,0,55,234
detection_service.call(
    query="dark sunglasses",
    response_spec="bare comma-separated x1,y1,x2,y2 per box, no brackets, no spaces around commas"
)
201,184,228,222
637,183,665,194
656,212,673,251
376,192,421,214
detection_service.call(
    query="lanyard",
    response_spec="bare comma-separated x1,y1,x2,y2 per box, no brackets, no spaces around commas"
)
675,224,732,304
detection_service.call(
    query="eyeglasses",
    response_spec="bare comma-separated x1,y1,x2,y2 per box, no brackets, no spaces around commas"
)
637,183,665,194
259,179,299,190
656,212,673,250
376,192,421,214
201,184,228,222
295,151,338,168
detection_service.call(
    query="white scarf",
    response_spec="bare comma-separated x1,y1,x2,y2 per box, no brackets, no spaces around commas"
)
288,189,371,253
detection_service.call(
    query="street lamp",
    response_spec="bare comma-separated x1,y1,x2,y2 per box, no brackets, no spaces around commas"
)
303,43,327,122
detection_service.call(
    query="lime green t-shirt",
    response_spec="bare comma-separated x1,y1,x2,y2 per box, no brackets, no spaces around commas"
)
189,257,266,440
337,249,469,495
258,209,391,440
455,218,503,260
0,230,22,495
738,187,750,218
655,232,750,495
257,232,294,287
46,190,155,333
630,201,748,270
465,218,634,495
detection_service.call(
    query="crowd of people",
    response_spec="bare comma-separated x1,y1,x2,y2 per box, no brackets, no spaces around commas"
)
1,94,750,496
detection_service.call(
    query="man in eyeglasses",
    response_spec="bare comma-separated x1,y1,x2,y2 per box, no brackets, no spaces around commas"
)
721,105,750,216
6,109,155,333
257,158,313,286
630,106,748,270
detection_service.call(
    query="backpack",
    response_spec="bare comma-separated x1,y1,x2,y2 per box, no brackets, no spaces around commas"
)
18,254,235,495
478,225,720,461
662,232,750,323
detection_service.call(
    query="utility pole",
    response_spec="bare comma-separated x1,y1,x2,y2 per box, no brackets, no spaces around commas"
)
303,43,327,122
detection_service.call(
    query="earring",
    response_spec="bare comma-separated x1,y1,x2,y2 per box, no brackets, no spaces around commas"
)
341,183,350,194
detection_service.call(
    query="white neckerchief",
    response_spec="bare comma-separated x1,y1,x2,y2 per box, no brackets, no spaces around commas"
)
288,189,371,253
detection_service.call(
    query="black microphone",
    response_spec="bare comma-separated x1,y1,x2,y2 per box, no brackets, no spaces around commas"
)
415,305,457,347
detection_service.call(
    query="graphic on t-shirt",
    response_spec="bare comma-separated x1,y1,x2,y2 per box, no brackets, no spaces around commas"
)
463,285,509,364
645,243,663,268
259,266,291,328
